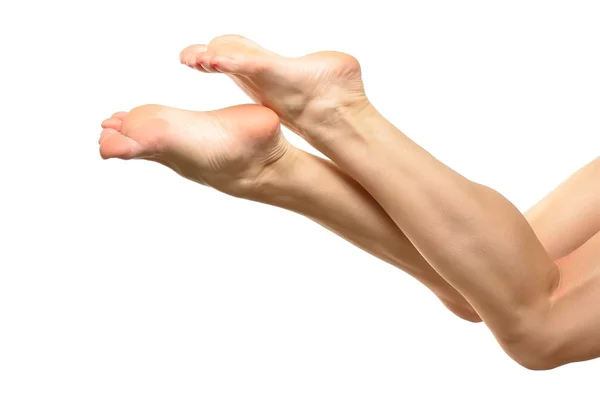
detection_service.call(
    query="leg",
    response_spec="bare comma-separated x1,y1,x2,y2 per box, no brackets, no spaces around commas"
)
288,103,600,369
98,103,479,322
525,158,600,260
183,36,600,369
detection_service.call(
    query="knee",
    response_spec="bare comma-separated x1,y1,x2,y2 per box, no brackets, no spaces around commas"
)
498,319,564,371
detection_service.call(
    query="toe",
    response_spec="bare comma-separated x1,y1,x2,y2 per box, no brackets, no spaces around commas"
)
180,44,207,63
194,63,210,73
111,111,128,120
98,128,117,145
208,34,269,54
180,44,209,71
99,129,143,160
191,56,209,72
196,52,219,73
101,118,122,130
209,55,239,74
211,53,267,75
207,34,276,72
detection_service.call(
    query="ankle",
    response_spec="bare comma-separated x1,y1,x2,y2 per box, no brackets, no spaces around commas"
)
233,143,299,201
298,97,376,145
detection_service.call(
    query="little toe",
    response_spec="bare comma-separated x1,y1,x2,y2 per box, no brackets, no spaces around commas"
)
101,118,122,130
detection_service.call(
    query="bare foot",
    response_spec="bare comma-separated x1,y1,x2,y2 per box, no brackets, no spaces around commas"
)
179,35,369,138
98,104,290,197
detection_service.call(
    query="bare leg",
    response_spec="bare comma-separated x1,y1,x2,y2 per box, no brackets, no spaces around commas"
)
183,35,600,369
98,103,479,322
525,159,600,260
325,118,600,369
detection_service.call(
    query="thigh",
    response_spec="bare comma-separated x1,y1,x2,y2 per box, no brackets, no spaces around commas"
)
524,158,600,261
554,230,600,291
540,231,600,367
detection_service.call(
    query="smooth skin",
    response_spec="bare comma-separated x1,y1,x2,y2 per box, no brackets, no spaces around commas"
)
177,36,482,321
176,35,600,369
99,35,599,370
99,105,480,322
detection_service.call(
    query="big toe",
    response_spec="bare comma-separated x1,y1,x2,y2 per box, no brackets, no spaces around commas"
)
193,34,279,75
208,34,265,50
99,128,142,160
208,34,276,59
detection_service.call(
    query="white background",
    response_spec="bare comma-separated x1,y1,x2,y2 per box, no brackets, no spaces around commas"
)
1,0,599,395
